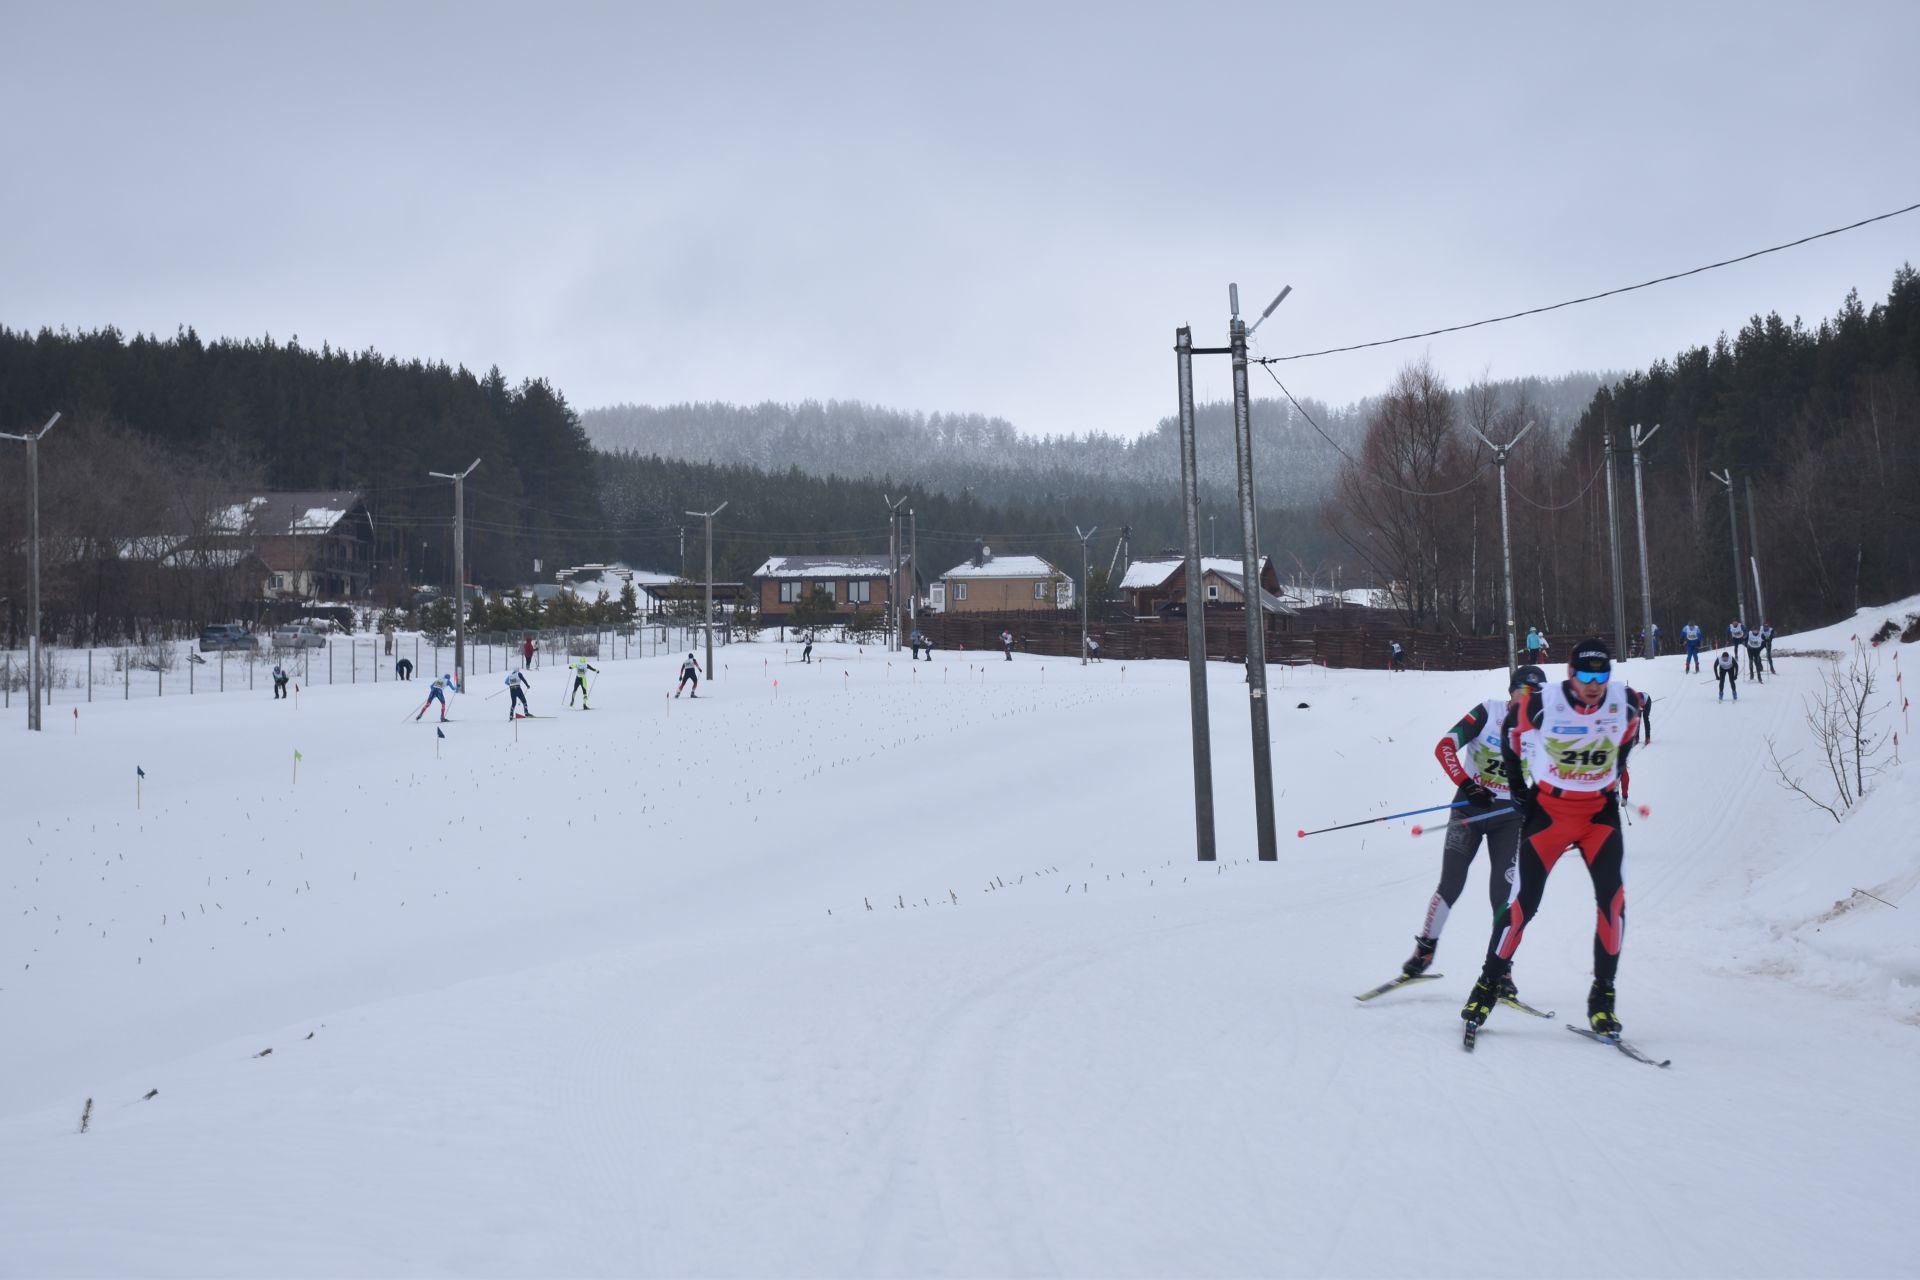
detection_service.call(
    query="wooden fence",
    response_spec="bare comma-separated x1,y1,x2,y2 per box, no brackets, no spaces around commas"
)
918,609,1511,672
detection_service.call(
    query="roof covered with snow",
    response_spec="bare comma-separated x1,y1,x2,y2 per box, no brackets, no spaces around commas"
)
754,555,902,579
941,555,1061,580
1118,556,1270,591
210,491,365,537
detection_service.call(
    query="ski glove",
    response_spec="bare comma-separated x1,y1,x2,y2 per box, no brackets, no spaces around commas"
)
1462,782,1497,808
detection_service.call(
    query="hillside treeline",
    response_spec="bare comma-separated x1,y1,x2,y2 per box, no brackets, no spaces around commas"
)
0,326,605,614
1326,266,1920,640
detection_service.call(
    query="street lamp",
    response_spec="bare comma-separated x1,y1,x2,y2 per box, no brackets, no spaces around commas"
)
427,458,480,690
0,412,62,730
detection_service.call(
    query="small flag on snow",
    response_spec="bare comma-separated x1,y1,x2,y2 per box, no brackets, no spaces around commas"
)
436,727,445,739
136,766,145,778
294,749,303,762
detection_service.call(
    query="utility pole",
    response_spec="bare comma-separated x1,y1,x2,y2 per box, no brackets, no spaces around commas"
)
1075,524,1098,665
685,502,728,679
0,413,61,730
1209,514,1216,559
1629,423,1661,658
1710,470,1747,626
1744,472,1767,626
907,507,918,633
1602,433,1628,658
1106,524,1131,582
1174,327,1215,862
1230,281,1284,863
1467,418,1534,680
427,458,480,691
884,494,908,651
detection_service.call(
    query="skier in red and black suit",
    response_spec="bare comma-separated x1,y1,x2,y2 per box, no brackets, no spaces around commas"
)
1461,637,1641,1037
1397,665,1547,1001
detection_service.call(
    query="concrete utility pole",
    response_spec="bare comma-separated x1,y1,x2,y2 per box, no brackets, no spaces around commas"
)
1075,524,1098,665
1745,472,1767,626
1629,423,1661,658
908,507,918,633
884,494,909,651
1174,327,1215,862
0,413,61,730
1603,434,1628,658
427,458,480,691
1710,470,1747,627
686,502,728,679
1468,419,1534,680
1230,281,1286,863
1106,524,1131,583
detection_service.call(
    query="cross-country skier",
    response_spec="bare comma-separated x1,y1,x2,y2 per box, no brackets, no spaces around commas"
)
1628,686,1653,743
1714,649,1739,701
522,634,535,669
395,656,414,681
1745,626,1766,682
504,670,531,719
801,637,814,664
1681,621,1703,673
676,652,701,698
1729,618,1747,649
1760,621,1776,674
1000,629,1015,661
415,673,455,722
1398,664,1546,1001
1087,636,1103,662
1524,626,1544,664
272,663,290,700
568,656,598,709
1390,640,1407,672
1461,638,1641,1038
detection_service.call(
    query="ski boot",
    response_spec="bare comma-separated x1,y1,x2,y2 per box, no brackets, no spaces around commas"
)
1401,935,1438,978
1461,962,1505,1027
1497,972,1520,1004
1587,980,1622,1036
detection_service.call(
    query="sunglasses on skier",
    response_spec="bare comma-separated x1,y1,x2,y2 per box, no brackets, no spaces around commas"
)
1572,669,1610,685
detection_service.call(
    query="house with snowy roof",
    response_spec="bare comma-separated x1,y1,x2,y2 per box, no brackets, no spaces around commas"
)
211,491,373,601
753,554,917,625
934,546,1070,613
1117,555,1287,617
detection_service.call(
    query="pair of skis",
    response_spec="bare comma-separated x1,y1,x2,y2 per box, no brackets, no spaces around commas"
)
1357,974,1670,1068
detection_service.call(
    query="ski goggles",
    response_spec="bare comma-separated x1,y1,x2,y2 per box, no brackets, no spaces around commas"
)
1571,669,1611,685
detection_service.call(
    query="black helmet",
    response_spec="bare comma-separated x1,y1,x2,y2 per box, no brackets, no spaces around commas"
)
1569,637,1611,676
1511,664,1547,690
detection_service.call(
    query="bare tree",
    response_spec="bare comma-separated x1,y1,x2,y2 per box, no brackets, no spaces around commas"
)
1765,641,1890,821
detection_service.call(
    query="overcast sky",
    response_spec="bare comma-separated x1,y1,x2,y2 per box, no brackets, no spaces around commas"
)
3,1,1916,437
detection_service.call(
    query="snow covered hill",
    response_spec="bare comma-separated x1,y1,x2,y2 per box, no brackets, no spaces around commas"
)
3,612,1915,1277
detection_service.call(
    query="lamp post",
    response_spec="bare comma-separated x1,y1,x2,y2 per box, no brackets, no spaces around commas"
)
1467,418,1535,679
427,458,480,691
0,412,61,730
1075,524,1098,665
685,502,728,678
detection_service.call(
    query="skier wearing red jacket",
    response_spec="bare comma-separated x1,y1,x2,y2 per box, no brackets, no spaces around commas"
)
1461,638,1641,1037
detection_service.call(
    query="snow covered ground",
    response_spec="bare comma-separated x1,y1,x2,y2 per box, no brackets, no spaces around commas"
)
2,610,1916,1278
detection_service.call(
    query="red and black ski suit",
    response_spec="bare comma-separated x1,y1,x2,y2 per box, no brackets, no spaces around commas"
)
1480,680,1640,986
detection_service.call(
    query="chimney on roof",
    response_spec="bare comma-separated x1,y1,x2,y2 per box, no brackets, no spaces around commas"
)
972,539,988,568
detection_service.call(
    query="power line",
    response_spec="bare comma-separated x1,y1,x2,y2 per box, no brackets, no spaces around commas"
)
1254,199,1920,364
1508,454,1609,511
1260,364,1492,498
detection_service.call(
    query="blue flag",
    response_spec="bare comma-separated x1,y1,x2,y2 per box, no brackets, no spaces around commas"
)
136,766,145,778
436,727,445,739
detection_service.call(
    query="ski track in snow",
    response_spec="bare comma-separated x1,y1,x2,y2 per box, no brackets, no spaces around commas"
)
2,618,1917,1278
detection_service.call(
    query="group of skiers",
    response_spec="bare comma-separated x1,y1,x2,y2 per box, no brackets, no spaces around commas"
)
397,654,672,721
1396,637,1644,1041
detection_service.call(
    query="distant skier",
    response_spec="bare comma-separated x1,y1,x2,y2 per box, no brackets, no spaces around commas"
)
522,634,536,669
1729,618,1747,649
1397,664,1544,1002
1087,636,1103,663
1389,641,1407,672
1745,626,1766,682
801,637,814,664
676,652,702,698
1461,638,1641,1039
504,670,532,720
1714,649,1739,701
1760,621,1776,674
568,656,598,709
1681,621,1703,673
395,656,414,681
909,628,931,660
1647,622,1661,658
1524,626,1543,664
1000,629,1015,662
415,673,455,722
271,663,290,700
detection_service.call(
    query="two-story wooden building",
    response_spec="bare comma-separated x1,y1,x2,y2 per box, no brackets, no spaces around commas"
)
935,551,1070,613
1117,555,1284,617
753,554,917,626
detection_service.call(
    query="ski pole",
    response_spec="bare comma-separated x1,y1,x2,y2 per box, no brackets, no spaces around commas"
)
1410,805,1517,837
1297,799,1471,839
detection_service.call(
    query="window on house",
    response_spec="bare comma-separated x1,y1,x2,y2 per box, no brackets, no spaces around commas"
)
779,581,800,603
848,580,871,603
954,582,968,602
819,582,835,601
1207,584,1220,600
1034,581,1048,600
